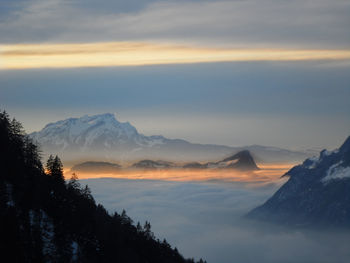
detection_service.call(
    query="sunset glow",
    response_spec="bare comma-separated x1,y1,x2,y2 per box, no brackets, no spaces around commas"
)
64,164,293,183
2,42,350,70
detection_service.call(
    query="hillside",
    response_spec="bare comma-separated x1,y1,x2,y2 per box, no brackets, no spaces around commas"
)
0,111,205,263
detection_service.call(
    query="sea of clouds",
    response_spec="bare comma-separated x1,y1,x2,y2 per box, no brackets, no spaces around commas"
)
82,178,350,263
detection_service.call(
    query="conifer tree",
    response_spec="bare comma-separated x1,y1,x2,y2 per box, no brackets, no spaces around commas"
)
46,155,65,184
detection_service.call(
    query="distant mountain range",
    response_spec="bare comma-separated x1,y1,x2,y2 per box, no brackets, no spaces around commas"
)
30,113,313,164
71,150,259,172
247,136,350,227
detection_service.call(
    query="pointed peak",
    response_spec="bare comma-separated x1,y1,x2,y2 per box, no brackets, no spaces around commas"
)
224,150,253,161
340,136,350,152
220,150,259,170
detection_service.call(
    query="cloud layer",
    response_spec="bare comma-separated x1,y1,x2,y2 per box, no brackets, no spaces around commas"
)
1,0,350,49
82,178,350,263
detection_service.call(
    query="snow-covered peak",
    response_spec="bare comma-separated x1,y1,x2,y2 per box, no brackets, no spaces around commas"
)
29,113,164,151
34,113,135,138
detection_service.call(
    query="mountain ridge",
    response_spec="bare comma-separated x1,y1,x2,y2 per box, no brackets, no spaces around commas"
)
70,150,259,172
30,113,313,164
246,136,350,227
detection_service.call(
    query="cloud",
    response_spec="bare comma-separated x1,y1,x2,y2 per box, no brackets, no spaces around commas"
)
82,178,350,263
2,42,350,69
1,0,349,48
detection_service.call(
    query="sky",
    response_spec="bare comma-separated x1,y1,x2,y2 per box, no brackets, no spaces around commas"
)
0,0,350,150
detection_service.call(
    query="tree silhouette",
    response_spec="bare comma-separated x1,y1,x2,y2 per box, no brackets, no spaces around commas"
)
46,155,65,184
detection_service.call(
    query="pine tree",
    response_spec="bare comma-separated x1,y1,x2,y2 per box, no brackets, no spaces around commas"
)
136,222,143,233
46,155,65,184
143,221,154,239
67,173,81,192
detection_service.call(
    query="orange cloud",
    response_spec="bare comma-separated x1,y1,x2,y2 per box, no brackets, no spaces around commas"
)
2,42,350,69
64,164,293,183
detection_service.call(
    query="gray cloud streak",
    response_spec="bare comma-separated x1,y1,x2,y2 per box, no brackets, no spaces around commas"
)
1,0,349,48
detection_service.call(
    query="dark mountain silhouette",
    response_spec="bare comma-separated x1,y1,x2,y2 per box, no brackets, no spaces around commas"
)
182,150,259,171
247,136,350,227
72,150,259,171
71,161,122,173
182,162,206,169
0,111,205,263
130,160,175,169
220,150,260,170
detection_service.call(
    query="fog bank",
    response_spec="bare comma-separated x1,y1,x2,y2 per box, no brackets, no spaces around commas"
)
83,178,350,263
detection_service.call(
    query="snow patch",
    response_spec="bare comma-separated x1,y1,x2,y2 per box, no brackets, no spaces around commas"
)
41,210,56,258
71,241,79,261
29,210,35,226
5,183,15,207
302,156,319,169
322,162,350,183
304,149,337,170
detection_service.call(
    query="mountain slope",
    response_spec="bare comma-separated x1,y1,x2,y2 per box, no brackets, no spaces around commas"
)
29,113,311,164
246,136,350,227
0,111,204,263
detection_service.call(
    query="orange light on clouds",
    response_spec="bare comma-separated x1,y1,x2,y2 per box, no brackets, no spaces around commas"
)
1,42,350,69
63,164,293,183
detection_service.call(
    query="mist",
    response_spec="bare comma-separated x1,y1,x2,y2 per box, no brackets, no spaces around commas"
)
81,178,350,263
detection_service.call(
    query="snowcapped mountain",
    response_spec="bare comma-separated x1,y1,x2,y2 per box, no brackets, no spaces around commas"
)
30,113,165,151
29,113,312,164
247,136,350,227
30,113,171,162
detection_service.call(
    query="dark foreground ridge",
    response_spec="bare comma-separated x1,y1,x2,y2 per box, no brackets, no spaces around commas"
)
0,111,205,263
246,136,350,227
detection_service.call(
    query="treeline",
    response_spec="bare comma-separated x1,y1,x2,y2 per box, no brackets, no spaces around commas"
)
0,111,206,263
